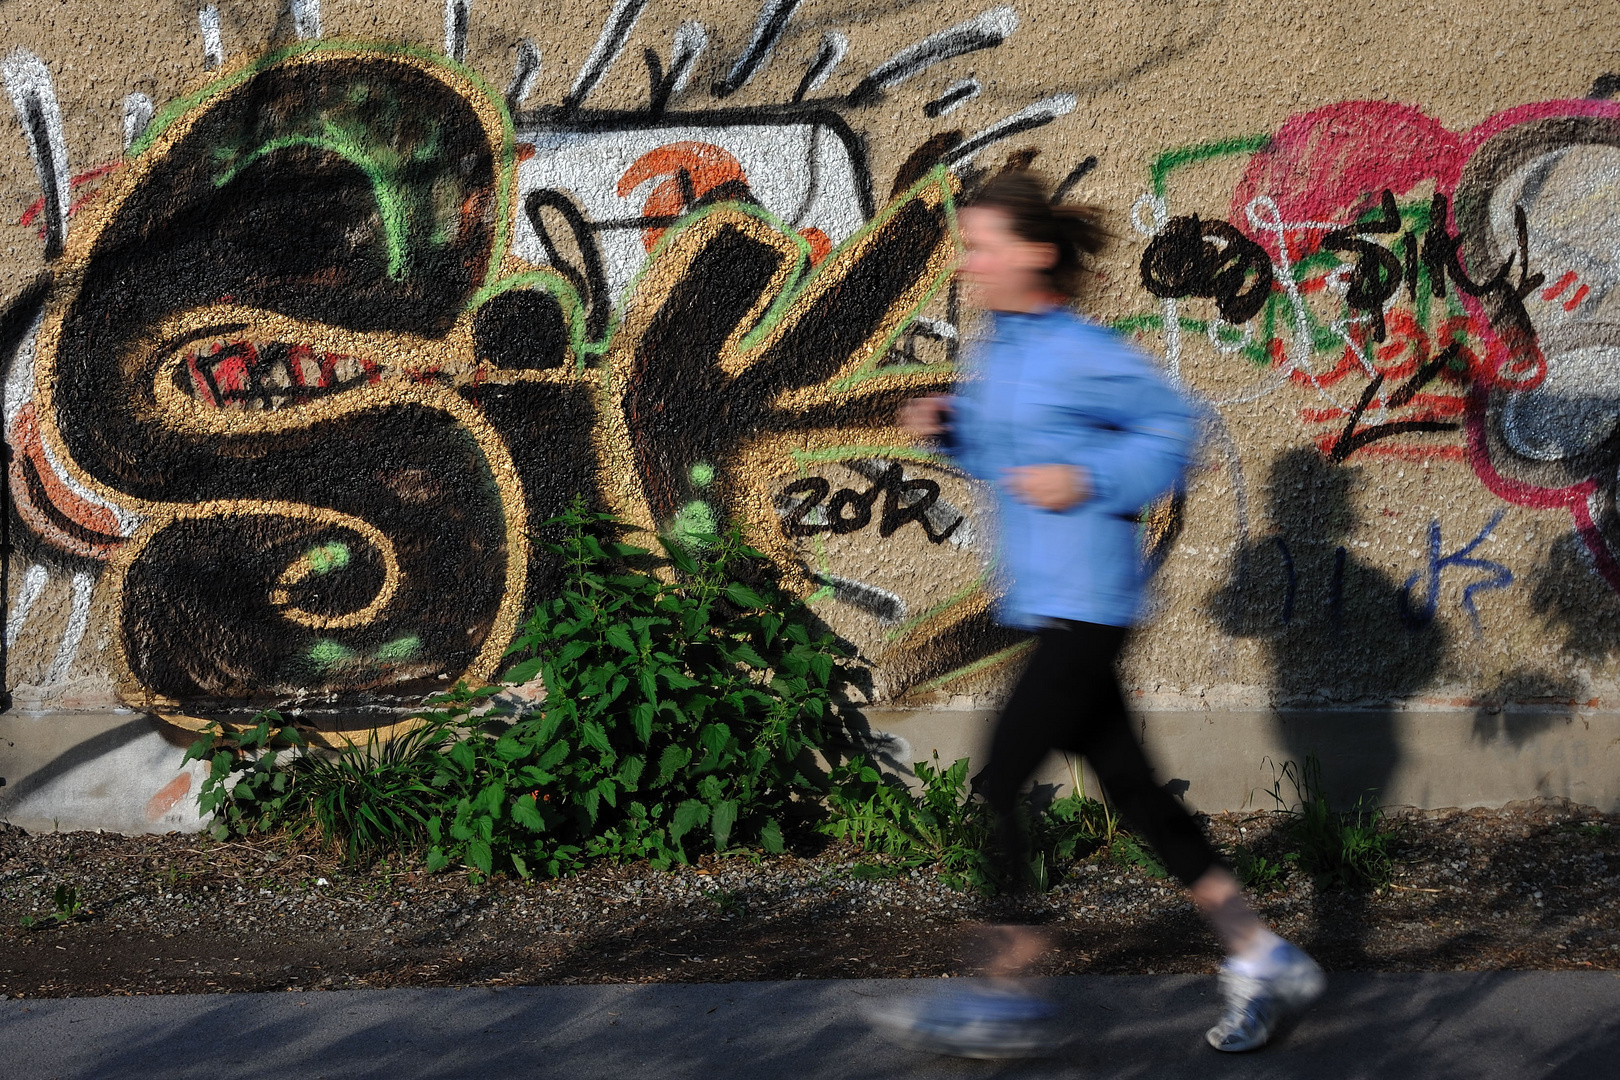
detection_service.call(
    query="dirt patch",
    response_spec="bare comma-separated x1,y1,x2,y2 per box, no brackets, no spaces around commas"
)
2,797,1617,998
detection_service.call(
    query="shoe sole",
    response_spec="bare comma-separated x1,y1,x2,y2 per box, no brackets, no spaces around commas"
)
1206,966,1327,1053
872,1007,1063,1060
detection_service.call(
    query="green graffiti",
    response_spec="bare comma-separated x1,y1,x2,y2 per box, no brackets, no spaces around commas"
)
669,500,719,549
1149,134,1272,197
374,635,423,663
307,639,357,670
130,41,515,291
305,541,352,575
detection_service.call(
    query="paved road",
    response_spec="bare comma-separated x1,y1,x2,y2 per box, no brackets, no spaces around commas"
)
2,973,1616,1079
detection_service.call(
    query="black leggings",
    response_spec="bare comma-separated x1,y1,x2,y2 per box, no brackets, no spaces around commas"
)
975,620,1220,888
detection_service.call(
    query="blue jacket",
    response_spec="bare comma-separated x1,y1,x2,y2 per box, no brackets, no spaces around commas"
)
940,307,1200,629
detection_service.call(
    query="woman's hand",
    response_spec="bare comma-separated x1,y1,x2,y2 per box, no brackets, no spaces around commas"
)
1003,464,1091,511
898,395,951,437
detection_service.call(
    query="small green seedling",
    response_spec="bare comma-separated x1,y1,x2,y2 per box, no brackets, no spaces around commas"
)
20,884,88,929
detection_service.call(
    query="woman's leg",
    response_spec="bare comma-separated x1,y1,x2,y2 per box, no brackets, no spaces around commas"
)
976,626,1077,815
1051,621,1323,1052
965,625,1086,977
1058,621,1221,888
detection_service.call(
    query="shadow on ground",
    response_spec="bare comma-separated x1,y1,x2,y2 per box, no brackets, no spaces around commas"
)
3,972,1619,1079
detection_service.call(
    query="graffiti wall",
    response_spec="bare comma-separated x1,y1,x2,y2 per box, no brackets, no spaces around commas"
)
4,0,1620,790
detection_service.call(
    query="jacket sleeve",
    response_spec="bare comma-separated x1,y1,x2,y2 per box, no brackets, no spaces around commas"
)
1061,337,1204,516
932,392,986,481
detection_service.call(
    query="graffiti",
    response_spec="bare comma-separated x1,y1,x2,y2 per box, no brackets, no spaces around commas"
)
1271,538,1350,629
504,39,541,112
1398,512,1515,636
2,0,1092,734
199,6,225,70
1127,93,1620,604
2,51,69,261
15,1,1620,833
778,462,965,544
925,78,980,119
1141,214,1273,324
31,47,540,727
712,0,800,100
292,0,321,42
565,0,651,112
1327,342,1462,462
595,179,964,597
846,6,1017,106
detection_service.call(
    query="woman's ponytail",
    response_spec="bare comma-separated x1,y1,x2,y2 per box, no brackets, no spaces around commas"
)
964,170,1110,298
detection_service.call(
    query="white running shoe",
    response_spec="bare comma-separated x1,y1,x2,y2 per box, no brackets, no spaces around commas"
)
873,985,1062,1060
1205,941,1325,1052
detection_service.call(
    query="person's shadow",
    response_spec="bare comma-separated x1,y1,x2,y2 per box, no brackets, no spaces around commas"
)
1210,447,1448,964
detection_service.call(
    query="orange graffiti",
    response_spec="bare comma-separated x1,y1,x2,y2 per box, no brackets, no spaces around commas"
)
8,403,123,559
145,772,193,820
616,142,836,262
617,141,749,253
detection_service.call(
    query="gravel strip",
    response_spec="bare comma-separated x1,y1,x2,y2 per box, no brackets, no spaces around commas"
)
2,797,1616,998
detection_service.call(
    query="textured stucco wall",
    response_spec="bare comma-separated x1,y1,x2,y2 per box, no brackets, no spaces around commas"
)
4,0,1620,829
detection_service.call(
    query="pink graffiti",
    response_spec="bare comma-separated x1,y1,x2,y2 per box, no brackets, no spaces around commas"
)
1228,95,1620,591
1231,101,1463,260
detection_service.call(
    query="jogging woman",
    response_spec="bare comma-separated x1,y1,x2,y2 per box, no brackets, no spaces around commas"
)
887,170,1323,1058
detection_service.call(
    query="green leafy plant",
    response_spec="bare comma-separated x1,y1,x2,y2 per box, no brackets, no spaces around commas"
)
422,499,850,879
296,718,460,861
183,711,310,841
1230,843,1289,892
187,706,458,861
703,886,744,917
1111,833,1169,879
1266,754,1395,890
822,752,1117,893
19,883,88,929
1051,754,1167,878
1563,821,1614,843
184,500,851,879
822,753,994,890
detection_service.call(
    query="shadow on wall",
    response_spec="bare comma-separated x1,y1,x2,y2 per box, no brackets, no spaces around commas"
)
1209,447,1448,804
1470,669,1584,751
1529,530,1620,663
1209,447,1450,962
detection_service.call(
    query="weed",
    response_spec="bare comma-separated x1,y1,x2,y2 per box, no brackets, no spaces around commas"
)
186,498,849,880
1266,754,1395,890
821,752,1117,894
822,753,994,890
183,712,309,842
422,501,850,878
19,884,88,929
703,886,743,917
1230,843,1289,892
1110,834,1169,879
297,719,454,862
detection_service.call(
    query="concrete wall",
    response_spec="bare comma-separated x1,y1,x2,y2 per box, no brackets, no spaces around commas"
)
4,0,1620,831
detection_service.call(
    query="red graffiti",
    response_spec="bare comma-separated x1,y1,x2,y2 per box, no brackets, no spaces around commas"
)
1221,95,1620,589
7,403,124,559
617,141,834,263
184,340,382,410
618,141,749,253
17,161,122,234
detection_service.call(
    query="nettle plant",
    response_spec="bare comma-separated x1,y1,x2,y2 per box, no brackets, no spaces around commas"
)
421,500,850,878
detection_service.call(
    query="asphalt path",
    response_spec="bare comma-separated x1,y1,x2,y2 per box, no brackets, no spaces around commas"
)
2,972,1617,1079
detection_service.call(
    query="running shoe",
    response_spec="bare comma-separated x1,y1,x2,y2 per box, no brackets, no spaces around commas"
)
1205,941,1326,1052
874,985,1062,1059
